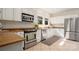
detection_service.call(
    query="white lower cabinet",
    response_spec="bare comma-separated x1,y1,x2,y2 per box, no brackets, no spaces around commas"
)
36,29,41,42
46,28,56,38
0,41,24,51
55,29,64,37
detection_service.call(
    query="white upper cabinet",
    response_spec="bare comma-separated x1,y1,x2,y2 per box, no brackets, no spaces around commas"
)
0,8,22,21
2,8,14,20
0,8,36,21
0,9,2,19
22,8,36,15
14,8,22,21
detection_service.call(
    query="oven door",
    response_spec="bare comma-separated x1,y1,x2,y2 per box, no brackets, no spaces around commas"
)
25,32,36,41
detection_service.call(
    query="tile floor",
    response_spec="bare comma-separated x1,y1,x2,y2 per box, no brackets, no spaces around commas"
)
26,38,79,51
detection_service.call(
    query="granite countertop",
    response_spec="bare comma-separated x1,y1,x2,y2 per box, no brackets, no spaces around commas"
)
0,31,24,47
38,24,64,29
52,24,64,28
0,20,35,30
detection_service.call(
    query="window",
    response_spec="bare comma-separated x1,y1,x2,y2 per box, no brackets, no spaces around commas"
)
38,16,43,24
45,18,48,25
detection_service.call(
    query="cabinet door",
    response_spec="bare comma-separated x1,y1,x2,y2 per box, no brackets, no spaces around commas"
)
64,17,75,32
14,8,22,21
36,29,41,42
22,8,36,15
0,8,2,19
64,18,68,32
75,17,79,32
70,18,75,32
2,8,14,20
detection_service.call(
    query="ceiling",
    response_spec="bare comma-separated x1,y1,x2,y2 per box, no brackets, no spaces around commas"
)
34,8,79,17
39,8,79,17
39,8,70,14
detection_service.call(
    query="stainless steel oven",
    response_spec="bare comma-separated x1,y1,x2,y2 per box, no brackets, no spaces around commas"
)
24,31,36,41
22,13,37,49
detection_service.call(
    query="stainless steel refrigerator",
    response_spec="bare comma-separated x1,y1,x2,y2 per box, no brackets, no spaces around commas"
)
64,17,76,41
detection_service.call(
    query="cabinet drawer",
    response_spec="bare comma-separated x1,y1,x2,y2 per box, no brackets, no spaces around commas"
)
75,33,79,41
66,32,75,40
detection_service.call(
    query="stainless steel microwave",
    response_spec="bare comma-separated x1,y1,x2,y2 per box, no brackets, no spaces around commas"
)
22,13,34,22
